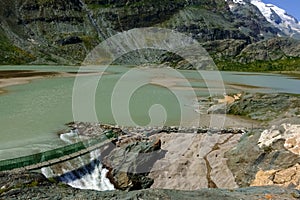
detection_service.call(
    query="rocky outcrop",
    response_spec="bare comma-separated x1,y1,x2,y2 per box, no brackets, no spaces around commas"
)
55,122,167,191
251,164,300,190
228,93,300,122
226,125,300,188
206,93,300,122
147,124,299,191
148,132,241,190
1,171,299,200
207,93,242,114
250,124,300,189
238,37,300,63
102,138,166,191
0,171,52,195
207,103,228,114
258,124,300,152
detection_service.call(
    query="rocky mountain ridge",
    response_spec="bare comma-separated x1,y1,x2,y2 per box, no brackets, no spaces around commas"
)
0,0,299,71
250,0,300,39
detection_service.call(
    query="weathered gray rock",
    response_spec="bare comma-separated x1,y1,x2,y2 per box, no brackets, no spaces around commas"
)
202,39,248,60
249,124,300,189
207,103,227,114
148,133,241,190
238,37,300,63
228,93,300,122
225,128,300,188
102,139,166,191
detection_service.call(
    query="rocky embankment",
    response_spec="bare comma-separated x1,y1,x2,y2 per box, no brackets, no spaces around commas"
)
1,93,300,199
208,92,300,125
228,93,300,123
0,171,299,200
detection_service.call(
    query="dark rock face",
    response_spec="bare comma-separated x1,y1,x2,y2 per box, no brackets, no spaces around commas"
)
56,36,83,46
102,139,166,190
270,9,282,25
0,0,300,67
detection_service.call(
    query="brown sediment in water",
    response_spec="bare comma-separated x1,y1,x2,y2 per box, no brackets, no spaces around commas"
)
0,70,58,79
0,70,107,94
0,88,7,95
0,70,60,91
228,83,265,89
0,77,43,90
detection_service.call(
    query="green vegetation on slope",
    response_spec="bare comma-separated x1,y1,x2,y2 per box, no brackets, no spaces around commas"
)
0,29,35,65
216,57,300,72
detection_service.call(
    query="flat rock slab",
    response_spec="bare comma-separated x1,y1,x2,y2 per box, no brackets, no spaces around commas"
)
149,133,241,190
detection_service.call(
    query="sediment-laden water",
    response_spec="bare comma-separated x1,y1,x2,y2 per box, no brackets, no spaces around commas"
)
0,65,299,160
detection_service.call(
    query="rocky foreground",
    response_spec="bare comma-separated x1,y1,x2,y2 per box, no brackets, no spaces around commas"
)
0,171,299,200
1,93,300,199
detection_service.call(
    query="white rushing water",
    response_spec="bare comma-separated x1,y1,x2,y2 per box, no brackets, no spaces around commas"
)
41,131,115,191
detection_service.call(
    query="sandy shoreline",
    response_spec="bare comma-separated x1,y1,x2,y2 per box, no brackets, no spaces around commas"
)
0,76,45,89
0,70,62,92
0,71,105,94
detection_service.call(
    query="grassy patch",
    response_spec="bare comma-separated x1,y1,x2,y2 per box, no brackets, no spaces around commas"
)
0,187,10,194
81,35,99,51
216,57,300,72
87,4,112,10
0,29,35,64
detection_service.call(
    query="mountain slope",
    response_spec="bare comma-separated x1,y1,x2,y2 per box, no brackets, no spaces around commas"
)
0,0,299,71
250,0,300,39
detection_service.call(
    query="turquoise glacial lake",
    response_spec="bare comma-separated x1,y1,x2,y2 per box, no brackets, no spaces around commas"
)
0,65,299,159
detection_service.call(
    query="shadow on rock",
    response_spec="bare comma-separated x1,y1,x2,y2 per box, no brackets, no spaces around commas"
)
102,139,166,191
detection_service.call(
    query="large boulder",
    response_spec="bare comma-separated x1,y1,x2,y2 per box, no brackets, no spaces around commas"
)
226,125,300,188
102,139,165,191
207,103,227,114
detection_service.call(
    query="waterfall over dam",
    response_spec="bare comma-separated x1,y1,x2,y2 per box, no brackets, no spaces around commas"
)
41,131,115,191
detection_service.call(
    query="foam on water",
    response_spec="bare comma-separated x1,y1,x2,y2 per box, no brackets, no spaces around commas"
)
41,132,115,191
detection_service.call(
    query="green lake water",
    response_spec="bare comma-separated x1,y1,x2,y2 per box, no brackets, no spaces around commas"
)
0,65,299,159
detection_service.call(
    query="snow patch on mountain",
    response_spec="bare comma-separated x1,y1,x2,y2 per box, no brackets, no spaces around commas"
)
250,0,300,37
234,0,245,4
225,0,246,10
225,0,246,5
